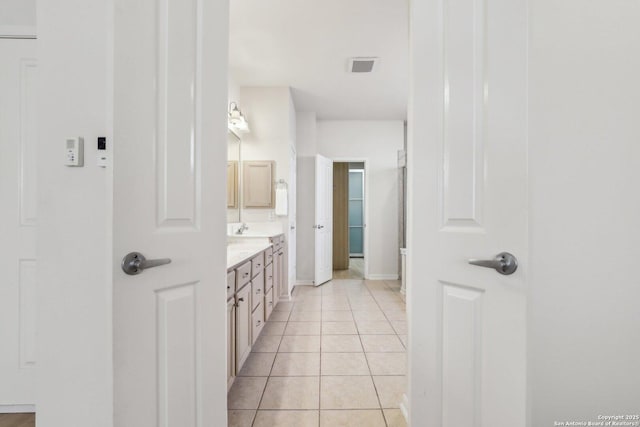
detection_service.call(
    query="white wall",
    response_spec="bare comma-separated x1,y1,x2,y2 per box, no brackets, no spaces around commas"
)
239,87,296,224
296,119,404,281
528,0,640,424
228,73,240,106
36,0,113,425
239,87,297,295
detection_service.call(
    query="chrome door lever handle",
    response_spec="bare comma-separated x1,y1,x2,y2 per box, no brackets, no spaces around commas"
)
468,252,518,275
122,252,172,275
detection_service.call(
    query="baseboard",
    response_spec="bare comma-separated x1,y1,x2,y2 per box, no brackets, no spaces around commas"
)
0,404,36,413
399,393,409,422
366,274,399,280
294,280,314,286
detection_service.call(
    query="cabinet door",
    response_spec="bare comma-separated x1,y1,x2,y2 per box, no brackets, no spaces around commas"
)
227,299,235,390
265,263,274,291
235,284,252,371
251,271,264,312
252,304,265,345
251,252,265,278
277,246,287,299
272,250,280,305
243,161,274,208
265,287,274,321
227,270,236,300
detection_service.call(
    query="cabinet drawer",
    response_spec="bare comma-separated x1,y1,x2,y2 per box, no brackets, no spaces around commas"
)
251,271,264,312
251,252,265,278
227,270,236,300
236,261,252,288
265,287,274,321
265,263,274,291
252,304,264,344
265,247,274,266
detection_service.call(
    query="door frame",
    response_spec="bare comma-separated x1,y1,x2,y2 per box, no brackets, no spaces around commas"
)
330,158,369,279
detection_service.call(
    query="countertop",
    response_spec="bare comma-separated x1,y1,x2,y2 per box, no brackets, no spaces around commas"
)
228,232,285,239
227,241,273,271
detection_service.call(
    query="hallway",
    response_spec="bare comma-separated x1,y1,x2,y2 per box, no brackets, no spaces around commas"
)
332,258,365,280
227,279,407,426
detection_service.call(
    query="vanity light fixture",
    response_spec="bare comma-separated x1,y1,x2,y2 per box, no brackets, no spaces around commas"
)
228,102,250,134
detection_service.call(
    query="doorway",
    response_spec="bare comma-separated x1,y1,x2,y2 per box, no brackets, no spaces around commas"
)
332,162,366,280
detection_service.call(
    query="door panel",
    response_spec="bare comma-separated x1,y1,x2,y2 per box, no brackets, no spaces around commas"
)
409,0,527,425
157,284,197,427
0,39,37,405
113,0,228,424
314,154,333,285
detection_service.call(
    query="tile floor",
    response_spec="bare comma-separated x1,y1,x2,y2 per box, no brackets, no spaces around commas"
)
332,258,365,280
227,279,408,427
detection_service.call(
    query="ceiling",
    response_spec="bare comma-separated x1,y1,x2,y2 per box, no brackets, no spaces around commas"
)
229,0,409,120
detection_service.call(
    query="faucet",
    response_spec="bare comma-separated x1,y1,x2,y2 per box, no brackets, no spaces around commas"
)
236,223,249,235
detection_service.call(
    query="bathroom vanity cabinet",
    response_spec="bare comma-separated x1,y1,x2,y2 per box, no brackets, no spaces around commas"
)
226,234,286,390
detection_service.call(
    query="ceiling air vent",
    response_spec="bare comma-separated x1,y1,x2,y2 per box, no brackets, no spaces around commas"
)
348,57,378,73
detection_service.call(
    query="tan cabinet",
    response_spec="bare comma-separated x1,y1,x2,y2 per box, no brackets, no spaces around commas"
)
252,303,265,344
276,245,287,299
251,271,264,312
235,283,252,370
243,161,274,208
265,287,274,321
227,298,235,391
265,263,273,291
228,244,284,377
251,252,264,278
227,270,236,300
265,246,274,266
237,261,252,288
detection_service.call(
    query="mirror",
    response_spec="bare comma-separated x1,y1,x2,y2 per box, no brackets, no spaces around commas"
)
227,131,241,223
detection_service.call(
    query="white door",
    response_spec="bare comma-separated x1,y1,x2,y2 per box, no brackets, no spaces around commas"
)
314,154,333,286
409,0,527,425
0,38,37,407
288,145,297,287
112,0,228,425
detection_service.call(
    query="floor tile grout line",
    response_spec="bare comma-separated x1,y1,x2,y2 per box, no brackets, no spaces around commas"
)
250,330,283,426
233,279,405,425
319,286,323,427
356,283,389,426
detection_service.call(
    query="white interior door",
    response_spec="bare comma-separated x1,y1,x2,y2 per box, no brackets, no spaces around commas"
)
0,38,37,408
409,0,527,425
112,0,228,425
314,154,333,286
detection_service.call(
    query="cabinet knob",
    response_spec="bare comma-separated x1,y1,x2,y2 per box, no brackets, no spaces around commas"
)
238,297,244,302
